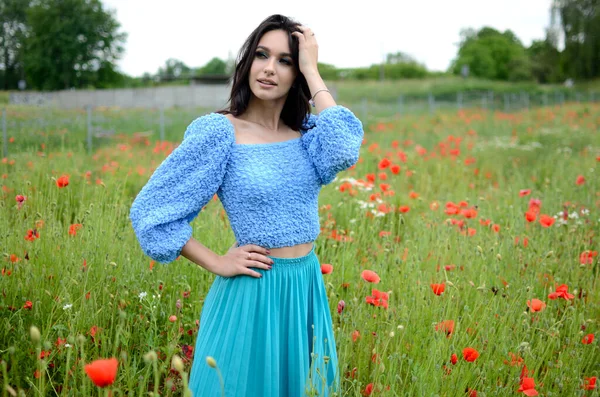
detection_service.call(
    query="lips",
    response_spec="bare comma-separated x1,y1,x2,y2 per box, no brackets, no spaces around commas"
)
257,79,277,86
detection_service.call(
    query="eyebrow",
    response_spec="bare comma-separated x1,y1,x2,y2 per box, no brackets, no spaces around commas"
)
256,45,292,58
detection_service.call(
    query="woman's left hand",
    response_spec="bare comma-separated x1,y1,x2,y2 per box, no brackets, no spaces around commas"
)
291,26,319,76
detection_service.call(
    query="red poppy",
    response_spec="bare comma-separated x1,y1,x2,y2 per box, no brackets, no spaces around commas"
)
398,205,410,213
352,330,360,342
68,223,83,236
378,158,391,169
15,194,26,209
84,358,118,387
462,347,479,362
23,300,33,310
337,300,345,315
583,376,596,390
450,353,458,365
504,352,524,367
435,320,455,337
528,198,541,214
361,270,380,283
430,283,445,295
320,264,333,274
362,383,373,396
56,175,70,188
524,211,537,222
365,288,389,309
548,284,575,300
539,214,555,228
581,334,594,344
519,189,531,197
517,377,539,396
579,250,598,264
526,299,546,312
24,229,40,241
575,175,585,185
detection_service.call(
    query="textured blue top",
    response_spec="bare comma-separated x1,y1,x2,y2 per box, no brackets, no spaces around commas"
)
129,105,364,263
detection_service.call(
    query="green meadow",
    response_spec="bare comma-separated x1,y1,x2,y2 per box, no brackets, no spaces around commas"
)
0,102,598,396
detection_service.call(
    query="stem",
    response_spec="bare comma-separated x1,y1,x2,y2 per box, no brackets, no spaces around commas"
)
62,346,72,397
2,360,8,397
80,338,87,397
215,367,225,397
153,359,159,396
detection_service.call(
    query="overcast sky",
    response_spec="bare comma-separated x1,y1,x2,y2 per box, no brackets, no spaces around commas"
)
101,0,554,77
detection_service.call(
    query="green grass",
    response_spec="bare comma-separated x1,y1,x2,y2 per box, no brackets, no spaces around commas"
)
0,103,599,396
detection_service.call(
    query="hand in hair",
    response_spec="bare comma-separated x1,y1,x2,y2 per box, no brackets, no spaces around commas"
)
291,26,319,76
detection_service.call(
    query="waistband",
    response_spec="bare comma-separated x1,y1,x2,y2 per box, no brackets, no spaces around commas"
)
266,242,317,267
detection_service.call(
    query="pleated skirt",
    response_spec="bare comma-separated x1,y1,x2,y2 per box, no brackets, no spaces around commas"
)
188,242,340,397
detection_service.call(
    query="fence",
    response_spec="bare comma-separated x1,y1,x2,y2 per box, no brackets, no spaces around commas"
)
2,89,599,158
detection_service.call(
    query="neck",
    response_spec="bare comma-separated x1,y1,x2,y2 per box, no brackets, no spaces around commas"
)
241,94,287,131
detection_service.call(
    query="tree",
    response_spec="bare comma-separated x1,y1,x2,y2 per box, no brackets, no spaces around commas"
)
23,0,127,90
197,57,227,75
450,27,532,81
157,58,191,80
553,0,599,80
0,0,32,89
528,39,563,83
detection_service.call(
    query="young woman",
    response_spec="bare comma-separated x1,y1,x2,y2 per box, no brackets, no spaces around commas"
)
130,14,364,396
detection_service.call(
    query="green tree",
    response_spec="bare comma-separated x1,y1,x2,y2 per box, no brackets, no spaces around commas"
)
157,58,191,80
23,0,127,90
554,0,599,80
0,0,32,89
317,62,338,80
527,39,563,83
451,27,532,81
197,57,227,75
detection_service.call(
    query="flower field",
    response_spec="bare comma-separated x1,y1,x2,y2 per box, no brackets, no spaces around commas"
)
1,103,599,396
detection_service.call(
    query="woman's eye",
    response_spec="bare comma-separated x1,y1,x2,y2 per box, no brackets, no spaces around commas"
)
255,51,267,58
280,59,291,65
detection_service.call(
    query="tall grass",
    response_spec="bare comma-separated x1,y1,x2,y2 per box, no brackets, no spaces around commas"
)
1,103,598,396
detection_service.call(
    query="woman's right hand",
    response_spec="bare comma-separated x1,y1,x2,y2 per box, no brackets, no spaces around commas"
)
213,242,274,278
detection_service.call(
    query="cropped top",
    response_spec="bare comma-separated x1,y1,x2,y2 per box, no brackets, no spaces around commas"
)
129,105,364,263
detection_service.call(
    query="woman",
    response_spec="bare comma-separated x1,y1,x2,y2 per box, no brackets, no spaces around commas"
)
129,14,364,396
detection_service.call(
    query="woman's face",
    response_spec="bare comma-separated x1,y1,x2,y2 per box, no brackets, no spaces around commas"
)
248,29,298,103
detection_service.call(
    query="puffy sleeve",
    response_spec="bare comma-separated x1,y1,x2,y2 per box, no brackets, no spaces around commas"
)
129,113,235,264
300,105,364,185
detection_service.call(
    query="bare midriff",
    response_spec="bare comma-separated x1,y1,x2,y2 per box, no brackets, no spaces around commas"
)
267,242,314,258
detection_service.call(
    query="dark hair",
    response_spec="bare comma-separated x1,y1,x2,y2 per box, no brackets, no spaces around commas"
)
216,14,311,131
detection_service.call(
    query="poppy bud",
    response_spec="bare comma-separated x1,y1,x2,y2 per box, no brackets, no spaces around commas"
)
30,326,41,343
171,355,184,373
206,356,217,368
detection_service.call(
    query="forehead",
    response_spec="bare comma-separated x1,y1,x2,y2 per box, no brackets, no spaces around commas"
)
257,30,290,53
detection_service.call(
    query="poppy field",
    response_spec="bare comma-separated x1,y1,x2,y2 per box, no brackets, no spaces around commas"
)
1,102,599,396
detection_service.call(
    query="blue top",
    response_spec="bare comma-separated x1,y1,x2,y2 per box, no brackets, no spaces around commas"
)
129,105,364,263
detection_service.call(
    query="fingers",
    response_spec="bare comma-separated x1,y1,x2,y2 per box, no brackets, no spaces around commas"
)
244,268,263,278
291,31,305,44
248,244,271,256
292,26,315,42
249,261,272,271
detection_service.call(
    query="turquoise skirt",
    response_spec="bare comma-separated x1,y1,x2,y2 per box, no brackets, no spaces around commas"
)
188,242,340,396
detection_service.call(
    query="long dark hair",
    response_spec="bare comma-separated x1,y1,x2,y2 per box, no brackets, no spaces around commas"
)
216,14,311,131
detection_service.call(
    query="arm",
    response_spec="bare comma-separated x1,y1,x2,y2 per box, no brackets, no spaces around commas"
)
301,105,364,186
129,114,234,264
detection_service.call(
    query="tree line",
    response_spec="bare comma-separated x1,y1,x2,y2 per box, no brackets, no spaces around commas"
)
0,0,598,91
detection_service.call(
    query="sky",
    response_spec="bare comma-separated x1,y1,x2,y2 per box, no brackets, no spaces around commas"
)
101,0,554,78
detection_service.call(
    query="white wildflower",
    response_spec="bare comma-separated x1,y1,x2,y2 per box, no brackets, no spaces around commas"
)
138,291,147,301
63,304,72,310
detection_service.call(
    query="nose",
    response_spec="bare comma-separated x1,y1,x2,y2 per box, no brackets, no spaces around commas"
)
264,57,276,76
